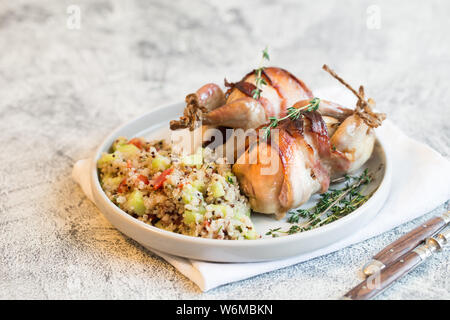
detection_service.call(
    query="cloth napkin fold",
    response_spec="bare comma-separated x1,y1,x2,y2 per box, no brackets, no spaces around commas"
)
73,120,450,292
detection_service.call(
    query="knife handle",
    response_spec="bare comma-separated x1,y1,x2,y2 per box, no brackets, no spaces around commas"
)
345,250,422,300
363,214,448,275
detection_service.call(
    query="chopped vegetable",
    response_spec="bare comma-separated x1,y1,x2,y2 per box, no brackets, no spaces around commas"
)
192,180,205,192
233,206,251,219
137,174,149,185
101,175,123,189
210,180,225,198
182,184,203,204
181,148,203,166
128,138,143,150
117,178,128,193
151,155,171,171
98,153,115,167
244,229,258,240
112,137,127,151
209,204,228,217
183,210,203,225
116,144,140,157
153,168,173,190
126,190,146,216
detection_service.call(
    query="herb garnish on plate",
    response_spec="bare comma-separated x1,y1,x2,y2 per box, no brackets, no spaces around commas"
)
251,47,270,100
263,97,321,139
266,169,373,237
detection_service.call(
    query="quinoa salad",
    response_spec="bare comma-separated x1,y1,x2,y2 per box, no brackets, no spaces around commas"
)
97,137,259,240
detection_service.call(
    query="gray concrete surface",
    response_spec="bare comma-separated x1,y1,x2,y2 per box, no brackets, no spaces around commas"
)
0,0,449,299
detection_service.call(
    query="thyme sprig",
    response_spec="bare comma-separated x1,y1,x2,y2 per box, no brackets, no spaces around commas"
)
252,47,270,100
263,97,321,139
266,169,373,237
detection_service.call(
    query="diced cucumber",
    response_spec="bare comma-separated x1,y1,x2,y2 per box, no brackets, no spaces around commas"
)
210,204,228,217
182,185,193,204
182,192,193,204
112,137,128,151
97,153,115,167
102,175,123,189
116,144,140,157
198,206,206,215
183,210,196,224
233,206,251,219
182,184,195,204
210,181,225,198
244,229,258,240
183,210,203,225
151,155,171,171
182,184,203,204
192,180,205,193
126,190,146,216
181,153,203,166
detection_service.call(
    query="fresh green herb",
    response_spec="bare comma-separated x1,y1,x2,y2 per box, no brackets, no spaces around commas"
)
262,47,270,60
252,47,270,100
287,208,311,223
263,97,321,139
227,176,234,184
266,227,281,237
267,169,373,237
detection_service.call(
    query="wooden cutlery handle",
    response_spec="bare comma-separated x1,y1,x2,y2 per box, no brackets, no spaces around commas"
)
345,250,422,300
373,216,446,266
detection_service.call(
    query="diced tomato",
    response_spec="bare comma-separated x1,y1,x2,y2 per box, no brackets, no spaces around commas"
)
128,138,143,149
203,220,211,227
153,168,174,190
117,178,128,193
137,174,149,185
178,182,189,189
126,160,132,169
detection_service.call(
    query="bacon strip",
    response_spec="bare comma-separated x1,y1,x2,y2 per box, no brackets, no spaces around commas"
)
270,119,330,209
225,67,314,119
303,111,331,158
224,79,256,98
263,67,314,116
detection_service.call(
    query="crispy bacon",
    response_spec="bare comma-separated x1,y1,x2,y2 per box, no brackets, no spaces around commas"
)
275,120,305,209
269,118,330,210
303,111,331,158
262,67,314,115
224,79,257,98
223,67,314,120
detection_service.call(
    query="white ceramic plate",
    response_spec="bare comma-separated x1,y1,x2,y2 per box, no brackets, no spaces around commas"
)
89,102,391,262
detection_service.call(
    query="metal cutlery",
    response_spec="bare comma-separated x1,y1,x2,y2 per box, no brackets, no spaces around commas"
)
344,226,449,300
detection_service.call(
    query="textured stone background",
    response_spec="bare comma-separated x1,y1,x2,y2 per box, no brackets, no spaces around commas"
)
0,0,449,299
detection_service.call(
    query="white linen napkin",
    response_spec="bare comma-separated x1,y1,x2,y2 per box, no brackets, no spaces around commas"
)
72,83,450,292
